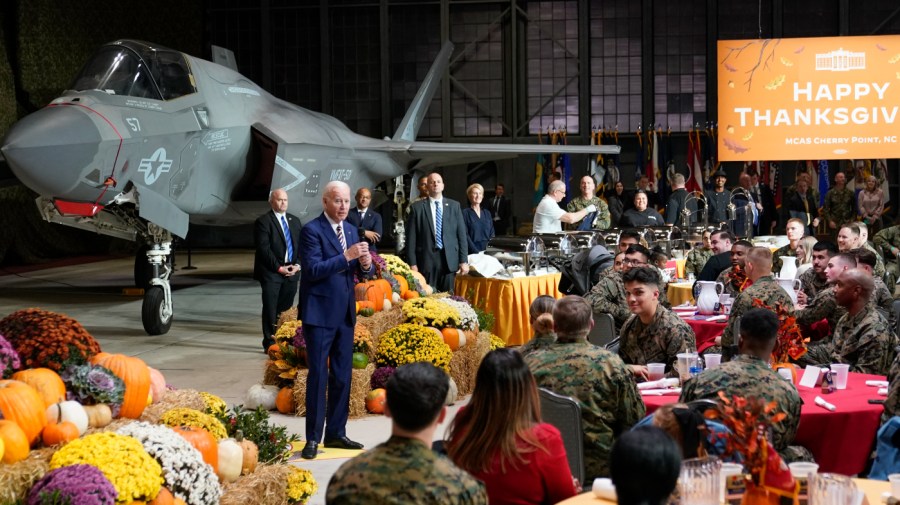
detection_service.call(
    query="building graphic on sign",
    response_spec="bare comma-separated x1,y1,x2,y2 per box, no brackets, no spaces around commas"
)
815,48,866,71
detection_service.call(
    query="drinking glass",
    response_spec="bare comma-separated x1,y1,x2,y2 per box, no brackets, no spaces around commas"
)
678,456,721,505
808,473,853,505
647,363,666,381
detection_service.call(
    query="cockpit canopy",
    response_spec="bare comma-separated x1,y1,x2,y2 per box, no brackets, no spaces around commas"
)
70,40,196,101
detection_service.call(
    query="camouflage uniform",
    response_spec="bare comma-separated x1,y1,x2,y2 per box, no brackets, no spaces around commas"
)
798,268,828,301
722,276,794,357
874,277,894,323
822,187,856,231
679,354,803,455
801,307,897,376
883,353,900,423
525,337,645,478
567,196,611,230
326,435,488,505
864,241,887,280
618,305,697,377
874,225,900,286
796,286,845,338
715,266,748,297
519,332,556,357
586,271,670,334
685,247,713,278
772,244,797,274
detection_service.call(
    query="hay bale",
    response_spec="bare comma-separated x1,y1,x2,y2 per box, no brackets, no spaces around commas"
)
263,360,281,386
448,331,491,398
292,363,374,419
0,448,54,504
140,388,206,423
358,305,404,349
221,463,292,505
276,307,298,329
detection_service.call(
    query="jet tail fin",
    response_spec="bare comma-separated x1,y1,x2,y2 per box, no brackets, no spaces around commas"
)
211,45,239,72
392,41,454,142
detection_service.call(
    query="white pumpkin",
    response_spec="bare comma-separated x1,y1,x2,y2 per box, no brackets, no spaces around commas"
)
244,384,280,411
391,292,401,304
382,299,392,312
46,401,89,435
217,438,243,483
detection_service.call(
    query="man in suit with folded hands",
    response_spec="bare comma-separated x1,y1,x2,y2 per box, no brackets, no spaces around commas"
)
347,187,382,251
253,188,302,351
299,181,372,459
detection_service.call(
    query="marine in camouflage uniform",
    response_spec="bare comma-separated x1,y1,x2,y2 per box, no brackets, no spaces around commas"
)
716,266,750,297
874,224,900,287
822,186,856,234
519,332,556,357
618,305,697,378
883,352,900,423
772,243,797,274
795,286,845,339
326,435,488,505
685,247,713,278
801,306,897,376
798,268,828,301
873,277,894,323
586,271,670,334
567,196,611,230
525,337,645,478
679,354,809,462
721,275,794,358
863,241,887,280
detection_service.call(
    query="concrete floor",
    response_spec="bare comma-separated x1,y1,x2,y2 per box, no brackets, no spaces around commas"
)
0,250,465,505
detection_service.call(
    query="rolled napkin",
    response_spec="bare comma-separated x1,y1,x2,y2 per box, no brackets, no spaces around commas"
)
879,387,889,396
705,315,728,322
592,478,617,500
640,388,682,396
866,380,889,388
637,377,680,390
814,396,836,412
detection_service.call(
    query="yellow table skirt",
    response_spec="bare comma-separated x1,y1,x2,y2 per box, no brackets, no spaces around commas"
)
667,281,694,307
454,273,562,346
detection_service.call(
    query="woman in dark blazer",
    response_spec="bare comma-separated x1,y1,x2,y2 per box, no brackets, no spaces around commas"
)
462,183,495,253
606,180,627,227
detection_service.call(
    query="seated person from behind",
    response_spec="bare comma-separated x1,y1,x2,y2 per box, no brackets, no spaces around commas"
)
326,362,488,504
850,247,894,319
637,402,737,463
620,190,664,227
618,267,696,380
524,296,645,478
446,349,578,505
609,425,681,505
679,308,809,463
798,269,896,376
519,295,557,356
533,180,595,233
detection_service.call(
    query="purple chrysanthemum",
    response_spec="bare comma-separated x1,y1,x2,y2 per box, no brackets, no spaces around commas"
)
293,326,306,349
27,464,117,505
449,295,467,303
371,366,396,390
0,334,20,378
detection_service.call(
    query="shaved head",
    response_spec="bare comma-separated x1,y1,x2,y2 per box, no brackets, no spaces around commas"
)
745,247,773,280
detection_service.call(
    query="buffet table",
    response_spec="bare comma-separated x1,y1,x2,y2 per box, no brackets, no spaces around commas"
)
454,273,562,346
641,371,885,476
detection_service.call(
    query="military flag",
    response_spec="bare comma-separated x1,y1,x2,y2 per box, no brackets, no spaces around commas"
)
533,131,547,209
817,160,829,207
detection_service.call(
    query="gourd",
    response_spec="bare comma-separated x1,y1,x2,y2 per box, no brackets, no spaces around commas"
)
402,290,420,300
355,282,385,311
372,279,393,301
0,419,29,463
46,400,89,435
11,368,67,408
83,403,113,428
0,379,48,445
148,367,167,404
42,421,80,446
245,384,279,411
236,431,259,475
441,328,467,352
391,292,402,304
93,354,151,419
173,426,218,473
366,388,386,414
217,438,243,483
382,299,393,312
275,387,295,414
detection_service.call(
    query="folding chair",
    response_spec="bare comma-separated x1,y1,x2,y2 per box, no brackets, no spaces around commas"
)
539,387,585,485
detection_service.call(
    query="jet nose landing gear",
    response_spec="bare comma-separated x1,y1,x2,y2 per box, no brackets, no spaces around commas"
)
142,241,173,335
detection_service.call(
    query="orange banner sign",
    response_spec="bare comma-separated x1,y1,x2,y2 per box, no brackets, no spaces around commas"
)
718,35,900,161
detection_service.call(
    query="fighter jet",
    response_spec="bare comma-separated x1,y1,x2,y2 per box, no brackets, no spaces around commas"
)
1,39,619,335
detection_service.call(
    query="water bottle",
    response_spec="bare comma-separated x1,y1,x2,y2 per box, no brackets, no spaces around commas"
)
689,356,704,378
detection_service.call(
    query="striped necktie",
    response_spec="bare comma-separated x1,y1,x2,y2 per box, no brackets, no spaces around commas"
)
435,201,443,249
280,216,294,262
336,224,346,251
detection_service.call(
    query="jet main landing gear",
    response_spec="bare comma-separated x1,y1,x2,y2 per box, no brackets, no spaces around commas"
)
141,241,173,335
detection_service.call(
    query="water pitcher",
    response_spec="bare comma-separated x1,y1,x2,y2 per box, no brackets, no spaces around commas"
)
696,281,724,315
779,255,798,279
777,277,802,305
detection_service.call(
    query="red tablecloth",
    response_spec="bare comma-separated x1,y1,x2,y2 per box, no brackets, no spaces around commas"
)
642,371,885,475
673,308,725,353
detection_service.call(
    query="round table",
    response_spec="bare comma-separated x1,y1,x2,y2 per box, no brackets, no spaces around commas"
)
667,282,694,306
555,478,888,504
672,307,726,354
641,371,885,476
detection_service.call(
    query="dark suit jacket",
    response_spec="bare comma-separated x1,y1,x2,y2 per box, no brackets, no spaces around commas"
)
406,197,468,271
751,184,776,235
346,207,382,249
665,188,698,225
489,194,511,234
698,251,731,281
299,214,362,328
253,211,302,283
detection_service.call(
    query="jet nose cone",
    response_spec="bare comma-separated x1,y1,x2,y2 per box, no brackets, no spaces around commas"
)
2,105,102,197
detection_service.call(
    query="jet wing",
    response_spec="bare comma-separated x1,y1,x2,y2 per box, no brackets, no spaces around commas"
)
403,140,621,170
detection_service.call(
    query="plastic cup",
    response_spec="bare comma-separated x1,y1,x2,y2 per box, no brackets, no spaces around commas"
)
704,353,722,369
788,462,819,479
647,363,666,381
719,463,743,504
889,473,900,498
777,368,793,382
830,363,850,390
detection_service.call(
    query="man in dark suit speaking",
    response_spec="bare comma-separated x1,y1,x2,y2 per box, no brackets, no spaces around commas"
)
299,180,372,459
406,173,469,292
253,188,301,352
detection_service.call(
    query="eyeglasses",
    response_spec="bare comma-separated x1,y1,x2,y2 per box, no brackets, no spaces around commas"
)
622,259,647,266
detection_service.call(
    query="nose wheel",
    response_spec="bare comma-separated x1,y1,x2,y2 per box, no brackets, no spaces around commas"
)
141,242,173,335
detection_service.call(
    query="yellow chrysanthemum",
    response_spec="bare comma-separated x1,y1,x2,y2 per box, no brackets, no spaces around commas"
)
286,467,318,504
199,391,227,417
159,407,228,440
401,297,461,328
376,323,452,372
489,333,506,350
275,320,303,344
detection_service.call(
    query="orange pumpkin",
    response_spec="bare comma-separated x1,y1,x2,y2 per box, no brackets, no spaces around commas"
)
267,344,282,360
148,487,175,505
373,279,393,299
11,368,66,408
440,328,467,351
275,387,295,414
94,354,151,418
42,421,79,446
392,274,409,294
354,282,385,311
365,388,386,414
173,426,218,473
0,420,29,463
401,290,420,300
357,301,374,310
90,352,112,365
0,380,48,445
